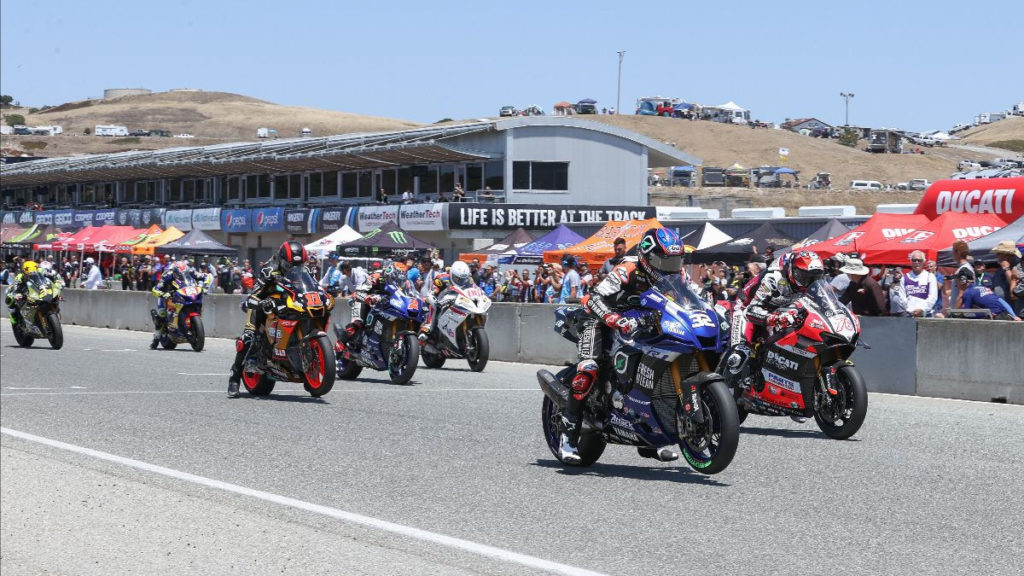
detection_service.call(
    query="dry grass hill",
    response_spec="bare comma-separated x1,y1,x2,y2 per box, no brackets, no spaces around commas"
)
2,91,1022,215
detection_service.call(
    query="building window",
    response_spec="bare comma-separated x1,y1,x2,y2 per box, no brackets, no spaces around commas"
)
420,165,438,197
183,180,196,203
166,180,182,203
342,172,357,199
484,161,504,191
465,164,483,192
323,171,338,198
512,161,568,191
227,176,243,203
439,165,455,195
308,172,323,199
397,167,413,198
247,175,270,200
357,171,372,198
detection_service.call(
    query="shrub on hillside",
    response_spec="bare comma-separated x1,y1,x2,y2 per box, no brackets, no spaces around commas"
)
837,128,859,148
990,140,1024,153
4,113,25,127
21,141,48,151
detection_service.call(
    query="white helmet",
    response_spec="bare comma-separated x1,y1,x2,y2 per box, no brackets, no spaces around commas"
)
450,261,472,288
39,260,53,272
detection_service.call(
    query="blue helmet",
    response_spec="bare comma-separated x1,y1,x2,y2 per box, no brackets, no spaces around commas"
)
637,227,683,278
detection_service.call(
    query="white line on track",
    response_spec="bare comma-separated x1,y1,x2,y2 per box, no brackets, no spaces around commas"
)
1,387,538,397
177,372,230,376
1,427,607,576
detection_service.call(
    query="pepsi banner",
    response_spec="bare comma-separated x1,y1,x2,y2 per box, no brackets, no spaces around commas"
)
285,208,319,234
221,209,252,233
252,207,285,232
165,209,193,231
191,207,222,230
320,207,356,231
92,208,118,226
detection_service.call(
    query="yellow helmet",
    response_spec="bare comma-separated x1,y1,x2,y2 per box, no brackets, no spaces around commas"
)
22,261,39,275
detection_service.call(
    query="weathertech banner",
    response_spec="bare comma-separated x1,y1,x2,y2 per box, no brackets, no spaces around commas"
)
285,208,319,234
448,204,656,230
164,209,194,231
355,205,400,232
399,203,446,231
914,177,1023,223
191,207,222,231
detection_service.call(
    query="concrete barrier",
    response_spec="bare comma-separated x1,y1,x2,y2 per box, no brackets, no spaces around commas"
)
3,287,1021,403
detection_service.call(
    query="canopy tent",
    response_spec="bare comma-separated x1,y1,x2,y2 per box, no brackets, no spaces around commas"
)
860,212,1006,266
777,219,852,256
110,225,163,253
774,167,797,175
800,213,931,260
338,221,434,257
715,101,748,112
681,222,732,252
693,222,795,265
498,225,585,266
936,215,1024,266
9,225,68,251
305,225,362,258
725,163,750,187
44,225,137,252
93,226,155,253
132,227,185,255
156,228,237,256
543,218,662,269
459,227,536,264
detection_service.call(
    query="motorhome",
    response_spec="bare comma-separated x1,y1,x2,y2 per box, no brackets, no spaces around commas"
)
867,130,903,153
665,165,697,187
95,124,129,137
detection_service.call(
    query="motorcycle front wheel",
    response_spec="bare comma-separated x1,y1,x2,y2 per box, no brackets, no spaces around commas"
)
302,335,336,397
678,377,740,475
466,327,489,373
46,312,63,350
814,365,868,440
388,333,419,385
541,395,605,466
188,316,205,352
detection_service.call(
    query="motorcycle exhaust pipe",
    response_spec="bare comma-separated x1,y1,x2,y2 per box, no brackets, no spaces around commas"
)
537,369,570,408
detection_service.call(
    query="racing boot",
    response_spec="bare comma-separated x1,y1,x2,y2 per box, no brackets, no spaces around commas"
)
558,414,582,465
637,446,680,462
227,374,240,399
558,361,599,464
334,319,363,352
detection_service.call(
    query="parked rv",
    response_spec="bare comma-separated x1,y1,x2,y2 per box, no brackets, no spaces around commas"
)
665,166,697,187
701,167,726,187
95,124,129,137
867,130,903,154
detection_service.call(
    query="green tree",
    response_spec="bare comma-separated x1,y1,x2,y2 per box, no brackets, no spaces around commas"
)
838,128,859,148
0,95,13,108
4,113,25,127
83,127,91,135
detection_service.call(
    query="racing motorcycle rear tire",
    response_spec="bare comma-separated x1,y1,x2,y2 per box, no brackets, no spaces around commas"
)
188,316,205,352
541,395,605,466
679,377,740,475
466,328,489,373
161,336,178,350
337,354,363,380
421,348,446,369
242,370,276,396
814,365,868,440
388,333,419,385
12,321,34,348
302,335,336,397
46,313,63,350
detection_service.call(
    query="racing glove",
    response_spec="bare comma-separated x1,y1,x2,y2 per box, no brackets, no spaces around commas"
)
768,309,800,330
259,299,277,314
364,294,382,306
602,312,639,336
161,292,171,300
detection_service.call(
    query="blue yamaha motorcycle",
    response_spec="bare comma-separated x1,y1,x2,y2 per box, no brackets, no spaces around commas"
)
335,283,427,385
151,275,207,352
537,273,740,474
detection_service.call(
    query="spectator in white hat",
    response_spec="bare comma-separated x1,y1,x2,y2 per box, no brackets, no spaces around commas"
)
83,257,103,290
838,258,886,316
990,240,1021,303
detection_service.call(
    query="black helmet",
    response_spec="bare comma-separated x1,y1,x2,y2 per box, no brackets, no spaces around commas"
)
277,241,307,274
955,266,976,284
561,254,577,268
636,228,683,279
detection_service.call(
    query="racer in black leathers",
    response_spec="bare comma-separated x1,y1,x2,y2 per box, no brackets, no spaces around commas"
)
335,264,400,350
725,251,824,392
227,241,306,398
6,261,63,328
150,260,212,349
559,227,685,464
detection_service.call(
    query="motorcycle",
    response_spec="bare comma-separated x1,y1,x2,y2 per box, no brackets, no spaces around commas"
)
420,284,491,372
10,273,64,350
241,267,337,398
721,279,868,440
335,283,426,385
151,274,207,352
537,273,740,474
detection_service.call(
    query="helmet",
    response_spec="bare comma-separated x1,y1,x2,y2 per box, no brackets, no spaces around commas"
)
22,261,38,275
561,254,577,268
636,228,683,279
955,266,976,284
786,251,824,291
450,261,472,288
383,264,405,285
40,260,53,272
277,241,307,274
170,260,189,283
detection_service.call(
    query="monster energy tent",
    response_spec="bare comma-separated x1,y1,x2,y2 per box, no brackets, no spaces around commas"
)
692,222,795,265
156,228,237,256
337,221,434,258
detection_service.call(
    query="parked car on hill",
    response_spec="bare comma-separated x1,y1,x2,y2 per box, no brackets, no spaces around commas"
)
958,160,982,171
499,106,518,117
574,99,597,114
908,179,930,191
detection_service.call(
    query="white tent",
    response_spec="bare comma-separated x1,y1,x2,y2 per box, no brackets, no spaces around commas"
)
305,225,362,257
715,101,748,112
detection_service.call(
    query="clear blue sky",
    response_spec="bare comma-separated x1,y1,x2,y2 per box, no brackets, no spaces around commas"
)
2,0,1021,132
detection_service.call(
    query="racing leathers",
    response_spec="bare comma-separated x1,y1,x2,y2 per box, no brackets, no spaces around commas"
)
336,271,389,349
726,257,800,387
418,272,453,340
150,266,211,345
228,265,285,382
6,269,63,326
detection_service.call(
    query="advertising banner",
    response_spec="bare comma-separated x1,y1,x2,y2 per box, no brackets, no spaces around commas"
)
914,177,1024,223
51,209,75,228
92,208,118,227
252,207,285,232
191,207,222,230
320,207,358,231
17,210,35,226
164,209,194,231
399,203,446,231
355,205,399,232
0,212,15,225
447,204,656,230
115,208,144,228
285,208,319,234
221,209,252,233
33,211,55,226
72,210,95,229
142,208,166,227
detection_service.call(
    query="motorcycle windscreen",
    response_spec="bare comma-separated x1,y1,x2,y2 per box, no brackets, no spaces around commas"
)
282,266,321,293
804,280,858,339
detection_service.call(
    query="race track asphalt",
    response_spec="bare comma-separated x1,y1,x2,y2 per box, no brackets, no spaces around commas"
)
1,323,1021,576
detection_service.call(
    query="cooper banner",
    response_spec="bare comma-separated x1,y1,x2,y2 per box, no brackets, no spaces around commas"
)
448,204,656,230
914,177,1023,223
221,209,252,233
191,207,222,230
355,205,400,232
165,209,194,231
252,207,285,232
93,208,118,227
285,208,319,234
399,203,446,231
72,210,95,229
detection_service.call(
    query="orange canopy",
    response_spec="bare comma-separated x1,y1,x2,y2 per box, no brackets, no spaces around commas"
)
542,218,663,269
131,226,185,255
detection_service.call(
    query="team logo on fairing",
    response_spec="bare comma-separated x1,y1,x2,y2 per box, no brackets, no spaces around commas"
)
766,351,799,371
614,352,628,374
635,363,655,389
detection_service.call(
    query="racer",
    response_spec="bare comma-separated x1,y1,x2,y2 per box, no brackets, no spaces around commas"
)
227,241,307,398
559,227,684,464
149,260,212,349
725,250,825,390
417,261,469,342
335,263,404,350
5,261,63,327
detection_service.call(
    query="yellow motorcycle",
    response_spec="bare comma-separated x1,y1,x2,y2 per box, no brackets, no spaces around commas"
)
10,273,64,349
